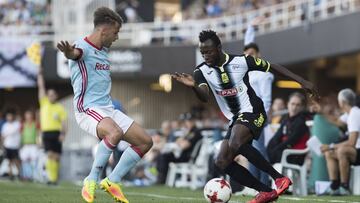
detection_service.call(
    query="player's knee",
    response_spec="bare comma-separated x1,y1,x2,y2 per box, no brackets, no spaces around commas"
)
336,147,348,158
107,128,123,145
215,157,229,170
324,150,332,159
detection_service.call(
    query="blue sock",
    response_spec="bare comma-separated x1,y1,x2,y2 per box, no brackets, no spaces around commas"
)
87,139,115,181
108,146,142,183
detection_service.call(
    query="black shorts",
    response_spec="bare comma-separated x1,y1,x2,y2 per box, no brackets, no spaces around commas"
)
225,112,267,140
354,148,360,165
5,148,19,160
42,131,62,154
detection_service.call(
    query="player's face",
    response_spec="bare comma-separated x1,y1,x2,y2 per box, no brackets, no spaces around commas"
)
199,40,220,66
287,96,303,117
244,48,259,58
102,22,121,48
47,89,58,103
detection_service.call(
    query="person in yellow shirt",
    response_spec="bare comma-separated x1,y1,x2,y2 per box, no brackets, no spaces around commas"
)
37,66,67,185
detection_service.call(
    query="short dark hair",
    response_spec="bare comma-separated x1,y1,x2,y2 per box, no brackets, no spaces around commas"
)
244,42,259,52
199,30,221,46
5,108,16,116
93,7,123,27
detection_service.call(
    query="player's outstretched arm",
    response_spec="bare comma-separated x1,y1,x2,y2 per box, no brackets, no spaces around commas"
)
37,66,46,100
57,40,81,60
171,72,210,102
270,63,319,100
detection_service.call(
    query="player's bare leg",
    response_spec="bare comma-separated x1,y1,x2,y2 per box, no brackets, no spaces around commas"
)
100,122,152,203
82,118,123,203
215,124,278,203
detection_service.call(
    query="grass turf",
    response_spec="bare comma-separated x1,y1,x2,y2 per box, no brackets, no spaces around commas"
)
0,180,359,203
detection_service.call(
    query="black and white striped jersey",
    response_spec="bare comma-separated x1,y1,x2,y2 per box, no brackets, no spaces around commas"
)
194,53,271,120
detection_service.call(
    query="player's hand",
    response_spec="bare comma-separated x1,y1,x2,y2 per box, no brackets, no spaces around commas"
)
301,80,320,102
309,100,321,113
57,40,76,59
59,133,65,142
171,72,195,87
320,144,330,153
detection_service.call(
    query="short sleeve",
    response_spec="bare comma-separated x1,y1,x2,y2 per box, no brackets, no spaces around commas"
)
340,113,348,123
58,106,67,122
348,111,360,133
39,97,49,107
245,55,271,72
193,68,208,87
73,41,86,61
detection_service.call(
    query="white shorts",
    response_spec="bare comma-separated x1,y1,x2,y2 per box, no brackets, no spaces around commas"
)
75,106,134,139
20,145,39,161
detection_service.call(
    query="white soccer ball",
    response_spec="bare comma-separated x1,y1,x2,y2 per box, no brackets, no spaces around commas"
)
203,178,232,203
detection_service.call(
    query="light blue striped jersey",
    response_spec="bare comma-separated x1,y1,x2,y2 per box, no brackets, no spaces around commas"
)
68,37,113,112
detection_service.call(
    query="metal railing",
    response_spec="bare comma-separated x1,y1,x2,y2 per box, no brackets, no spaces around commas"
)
114,0,359,46
0,0,358,45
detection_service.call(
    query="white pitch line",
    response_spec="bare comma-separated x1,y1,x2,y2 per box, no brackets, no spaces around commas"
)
282,197,360,203
127,192,243,203
128,192,360,203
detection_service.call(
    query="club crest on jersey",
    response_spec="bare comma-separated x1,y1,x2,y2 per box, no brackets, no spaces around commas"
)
216,88,238,97
221,73,229,83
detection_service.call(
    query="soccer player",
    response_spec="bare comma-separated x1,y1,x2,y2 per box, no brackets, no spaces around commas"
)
172,30,317,203
37,66,67,185
243,17,274,186
57,7,153,203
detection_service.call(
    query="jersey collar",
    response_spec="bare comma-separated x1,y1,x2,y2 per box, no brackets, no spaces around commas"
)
84,37,102,51
216,53,229,72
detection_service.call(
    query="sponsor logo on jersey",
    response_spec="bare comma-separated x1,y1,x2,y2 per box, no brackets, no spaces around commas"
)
254,113,265,127
232,65,240,70
255,57,262,66
254,57,269,69
216,88,238,96
237,114,249,123
216,86,242,96
95,62,110,70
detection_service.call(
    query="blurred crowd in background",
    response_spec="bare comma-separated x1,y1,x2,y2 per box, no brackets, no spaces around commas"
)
2,88,359,196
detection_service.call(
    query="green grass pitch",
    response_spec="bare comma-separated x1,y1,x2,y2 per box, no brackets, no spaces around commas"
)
0,180,359,203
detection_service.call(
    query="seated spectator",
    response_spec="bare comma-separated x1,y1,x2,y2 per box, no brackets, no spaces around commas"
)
269,97,287,125
267,92,310,165
1,108,21,180
307,96,342,191
321,89,360,195
156,113,202,184
160,120,172,142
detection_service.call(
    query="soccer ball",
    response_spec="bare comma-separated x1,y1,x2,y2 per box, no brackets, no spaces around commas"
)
203,178,232,203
